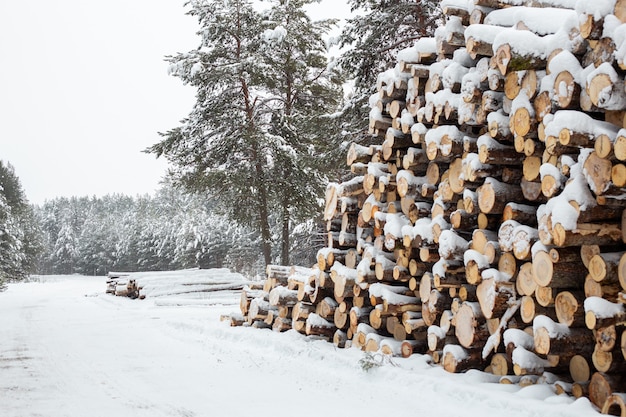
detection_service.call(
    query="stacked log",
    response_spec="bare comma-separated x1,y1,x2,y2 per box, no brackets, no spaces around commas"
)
229,0,626,412
106,272,142,299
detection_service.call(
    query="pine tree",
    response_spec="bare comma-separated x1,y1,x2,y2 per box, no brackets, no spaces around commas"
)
52,212,79,275
147,0,275,264
259,0,344,264
0,161,41,284
147,0,343,267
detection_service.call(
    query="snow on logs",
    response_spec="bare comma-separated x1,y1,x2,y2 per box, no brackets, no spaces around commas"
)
229,0,626,411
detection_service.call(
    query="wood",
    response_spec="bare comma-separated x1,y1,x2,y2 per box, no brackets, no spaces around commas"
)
589,252,623,284
596,325,618,352
532,250,587,288
516,263,537,297
590,372,626,410
552,222,623,248
533,325,594,356
602,393,626,417
490,353,511,376
553,71,580,110
442,346,483,373
520,295,557,324
455,302,488,349
554,290,586,327
477,278,515,320
522,156,541,182
588,72,626,111
583,151,613,195
494,43,546,75
477,178,522,214
570,354,591,383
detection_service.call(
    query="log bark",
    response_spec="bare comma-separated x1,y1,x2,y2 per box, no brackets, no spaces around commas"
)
494,43,547,75
533,324,594,356
477,278,515,320
532,250,587,288
443,345,484,373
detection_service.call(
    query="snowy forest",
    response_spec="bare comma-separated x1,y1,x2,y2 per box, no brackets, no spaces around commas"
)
0,0,442,286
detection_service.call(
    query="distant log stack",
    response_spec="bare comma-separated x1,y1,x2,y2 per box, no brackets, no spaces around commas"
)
106,272,142,299
229,0,626,412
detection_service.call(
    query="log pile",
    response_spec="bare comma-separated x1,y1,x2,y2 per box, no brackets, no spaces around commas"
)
106,272,142,299
230,0,626,413
105,269,253,305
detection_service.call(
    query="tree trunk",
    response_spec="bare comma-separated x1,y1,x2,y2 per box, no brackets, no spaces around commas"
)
281,200,290,266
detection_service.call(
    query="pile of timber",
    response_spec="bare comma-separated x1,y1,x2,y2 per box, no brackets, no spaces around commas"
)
106,269,254,305
106,272,142,299
231,0,626,413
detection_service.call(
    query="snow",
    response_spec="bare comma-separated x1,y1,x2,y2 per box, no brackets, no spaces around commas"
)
584,296,625,318
397,37,437,63
369,283,418,305
465,24,506,43
0,274,604,417
533,315,570,338
443,343,469,361
504,328,535,350
482,268,513,283
464,249,491,269
439,230,469,259
485,7,577,36
612,22,626,66
493,28,546,59
306,312,333,328
426,125,462,147
331,262,358,280
512,346,553,375
441,0,473,12
548,50,582,78
574,0,616,20
543,110,619,140
383,212,411,238
263,25,287,43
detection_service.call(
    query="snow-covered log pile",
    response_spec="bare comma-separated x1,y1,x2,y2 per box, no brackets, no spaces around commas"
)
106,272,142,299
106,269,254,307
230,0,626,413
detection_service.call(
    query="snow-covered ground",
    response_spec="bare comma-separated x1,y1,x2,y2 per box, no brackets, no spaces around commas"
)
0,272,602,417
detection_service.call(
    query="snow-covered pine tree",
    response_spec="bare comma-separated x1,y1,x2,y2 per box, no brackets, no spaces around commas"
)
148,0,343,267
0,161,41,284
0,190,21,287
258,0,344,265
51,211,79,275
338,0,442,143
147,0,275,265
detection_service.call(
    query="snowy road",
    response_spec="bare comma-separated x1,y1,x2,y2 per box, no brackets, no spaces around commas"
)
0,276,600,417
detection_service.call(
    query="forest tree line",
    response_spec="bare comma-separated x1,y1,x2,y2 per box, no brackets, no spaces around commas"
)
0,0,441,285
0,163,322,283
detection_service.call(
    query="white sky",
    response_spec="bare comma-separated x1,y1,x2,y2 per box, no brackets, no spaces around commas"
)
0,0,351,205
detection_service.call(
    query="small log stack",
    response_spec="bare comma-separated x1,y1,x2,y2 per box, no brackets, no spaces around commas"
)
229,0,626,413
106,272,142,299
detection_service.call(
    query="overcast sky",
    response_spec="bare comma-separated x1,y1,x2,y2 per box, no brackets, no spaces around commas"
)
0,0,351,205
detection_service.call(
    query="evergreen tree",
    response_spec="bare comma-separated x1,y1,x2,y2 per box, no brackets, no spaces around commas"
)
147,0,343,267
147,0,274,264
0,161,41,284
0,190,22,286
52,211,79,275
259,0,344,264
